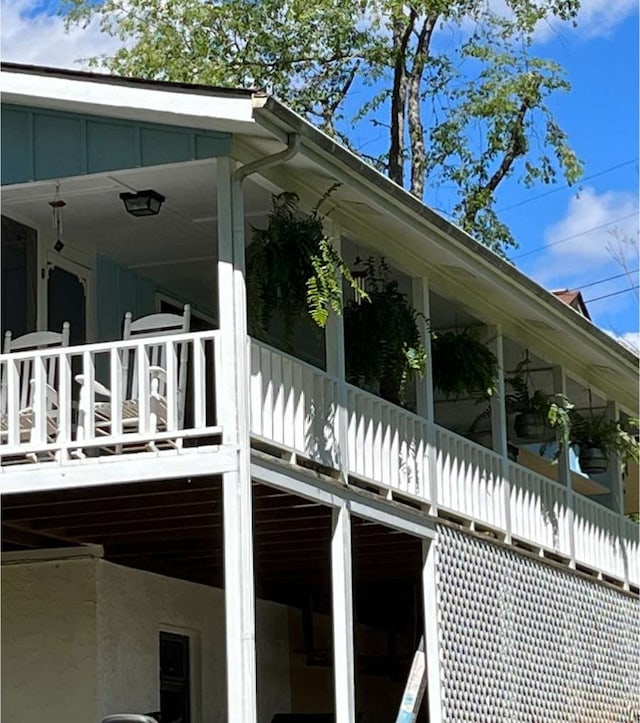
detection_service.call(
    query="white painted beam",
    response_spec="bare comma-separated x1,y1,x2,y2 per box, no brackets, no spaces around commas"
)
251,453,437,540
0,445,238,495
331,503,356,723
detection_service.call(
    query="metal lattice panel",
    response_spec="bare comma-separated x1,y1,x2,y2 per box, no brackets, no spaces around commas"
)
435,525,640,722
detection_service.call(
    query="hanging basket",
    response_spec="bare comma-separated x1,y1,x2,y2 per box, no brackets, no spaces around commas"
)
514,412,552,443
578,446,608,475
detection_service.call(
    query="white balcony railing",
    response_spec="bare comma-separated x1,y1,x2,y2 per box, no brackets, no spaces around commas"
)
249,341,639,587
0,330,223,463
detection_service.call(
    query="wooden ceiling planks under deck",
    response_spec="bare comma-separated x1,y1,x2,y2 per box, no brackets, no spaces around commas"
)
1,476,424,619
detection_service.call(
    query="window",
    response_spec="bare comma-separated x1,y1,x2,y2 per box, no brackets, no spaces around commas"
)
159,631,191,723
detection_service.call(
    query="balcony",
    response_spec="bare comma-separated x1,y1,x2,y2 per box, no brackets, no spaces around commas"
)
1,331,637,588
249,340,639,589
0,331,228,481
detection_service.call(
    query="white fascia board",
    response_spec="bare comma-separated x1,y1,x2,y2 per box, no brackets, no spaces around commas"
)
1,69,261,135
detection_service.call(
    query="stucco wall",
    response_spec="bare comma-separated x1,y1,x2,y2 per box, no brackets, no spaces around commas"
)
96,560,290,723
1,558,99,723
3,557,290,723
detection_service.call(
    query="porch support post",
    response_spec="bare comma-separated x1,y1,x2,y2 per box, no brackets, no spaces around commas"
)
413,277,437,513
422,538,443,722
604,400,623,513
325,226,349,480
552,364,576,566
218,156,258,723
489,325,511,542
331,503,356,723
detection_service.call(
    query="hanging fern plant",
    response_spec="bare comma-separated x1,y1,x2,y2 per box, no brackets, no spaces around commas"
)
344,257,426,406
246,187,365,352
431,327,497,399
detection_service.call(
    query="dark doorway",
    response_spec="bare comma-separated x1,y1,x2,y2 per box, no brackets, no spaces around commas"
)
1,215,37,340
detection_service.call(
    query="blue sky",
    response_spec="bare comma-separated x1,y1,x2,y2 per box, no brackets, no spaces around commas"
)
1,0,638,349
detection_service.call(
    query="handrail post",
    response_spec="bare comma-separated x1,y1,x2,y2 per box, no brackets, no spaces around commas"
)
488,325,511,542
326,225,349,482
553,364,575,566
413,277,437,513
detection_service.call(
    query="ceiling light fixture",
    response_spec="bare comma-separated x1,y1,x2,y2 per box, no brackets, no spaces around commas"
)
120,189,165,217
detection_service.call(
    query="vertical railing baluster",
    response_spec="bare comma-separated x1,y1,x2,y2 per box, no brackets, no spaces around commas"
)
165,339,178,432
7,358,20,447
110,347,123,439
192,337,205,430
81,350,96,442
57,351,72,454
137,342,150,435
31,355,47,447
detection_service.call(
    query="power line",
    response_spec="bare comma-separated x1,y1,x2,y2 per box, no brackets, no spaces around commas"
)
509,213,639,261
497,158,638,213
584,286,640,304
568,269,639,292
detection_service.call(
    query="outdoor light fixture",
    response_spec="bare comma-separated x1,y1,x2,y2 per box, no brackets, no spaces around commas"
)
119,189,165,217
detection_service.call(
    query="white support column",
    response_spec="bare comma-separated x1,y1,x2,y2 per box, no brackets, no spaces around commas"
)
488,326,507,457
218,157,258,723
489,325,511,543
422,539,443,723
331,503,356,723
413,278,438,513
217,157,238,442
412,277,434,423
552,364,576,566
325,225,349,481
223,468,257,723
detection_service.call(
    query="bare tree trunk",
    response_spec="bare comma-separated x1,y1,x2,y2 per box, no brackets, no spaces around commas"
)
407,14,437,198
388,10,416,186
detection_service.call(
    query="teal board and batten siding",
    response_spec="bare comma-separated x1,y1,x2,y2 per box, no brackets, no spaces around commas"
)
96,255,157,342
2,105,231,185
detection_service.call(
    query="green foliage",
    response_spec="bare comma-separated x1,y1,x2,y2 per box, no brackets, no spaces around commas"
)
246,188,365,351
344,258,426,406
431,328,497,399
569,413,640,467
62,0,583,258
506,359,574,447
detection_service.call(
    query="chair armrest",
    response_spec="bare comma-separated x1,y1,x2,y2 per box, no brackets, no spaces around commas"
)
75,374,112,399
29,379,60,408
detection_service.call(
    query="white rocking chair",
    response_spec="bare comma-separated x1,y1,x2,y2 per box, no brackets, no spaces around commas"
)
0,324,71,460
75,305,191,453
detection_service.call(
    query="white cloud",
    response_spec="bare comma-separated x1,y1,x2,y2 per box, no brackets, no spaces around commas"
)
605,329,640,353
1,0,119,69
541,186,639,268
535,0,637,42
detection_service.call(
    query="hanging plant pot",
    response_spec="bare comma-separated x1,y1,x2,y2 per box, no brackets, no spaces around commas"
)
514,412,551,443
579,446,608,475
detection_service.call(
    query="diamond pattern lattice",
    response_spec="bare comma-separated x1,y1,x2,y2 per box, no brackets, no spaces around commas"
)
435,525,640,722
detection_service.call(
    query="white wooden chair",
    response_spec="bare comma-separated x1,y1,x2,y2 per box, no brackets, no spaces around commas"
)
0,324,71,458
75,305,191,452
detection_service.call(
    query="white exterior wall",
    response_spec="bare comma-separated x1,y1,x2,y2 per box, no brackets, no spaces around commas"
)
2,558,290,723
1,558,99,723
